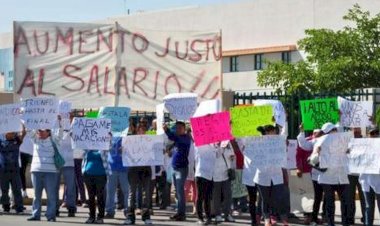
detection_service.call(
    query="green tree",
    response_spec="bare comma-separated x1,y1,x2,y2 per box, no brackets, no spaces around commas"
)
257,4,380,94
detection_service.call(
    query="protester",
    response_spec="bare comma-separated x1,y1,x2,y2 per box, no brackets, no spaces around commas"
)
346,127,366,224
164,121,191,221
193,143,215,225
27,119,63,222
125,124,153,225
0,132,24,213
19,131,33,199
73,149,87,207
255,125,289,226
311,122,350,226
359,127,380,226
105,136,129,219
297,125,326,225
82,147,111,224
55,128,76,217
185,128,197,215
211,141,235,223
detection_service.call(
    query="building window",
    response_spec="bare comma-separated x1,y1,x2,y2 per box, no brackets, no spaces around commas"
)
254,54,263,70
230,56,238,72
282,51,291,64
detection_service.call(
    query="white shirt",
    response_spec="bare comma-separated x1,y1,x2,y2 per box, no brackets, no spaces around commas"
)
212,145,234,182
253,167,284,186
313,134,349,185
187,142,195,181
20,134,34,156
59,132,74,167
194,145,216,181
359,174,380,194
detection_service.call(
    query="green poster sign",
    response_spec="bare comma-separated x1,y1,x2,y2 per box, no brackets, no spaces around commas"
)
376,107,380,127
300,98,339,131
230,105,273,137
86,110,99,118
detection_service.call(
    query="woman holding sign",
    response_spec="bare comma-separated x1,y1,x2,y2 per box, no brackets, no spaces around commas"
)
124,124,153,225
311,122,350,226
27,118,63,222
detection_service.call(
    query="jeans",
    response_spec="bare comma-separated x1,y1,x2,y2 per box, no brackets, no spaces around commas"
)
74,159,86,203
347,175,366,224
0,170,23,211
172,167,188,216
322,184,349,226
257,183,288,220
106,171,129,216
56,167,76,212
312,180,326,222
31,172,59,220
247,185,258,225
363,187,380,226
127,166,152,222
83,174,107,219
195,177,213,220
212,180,232,216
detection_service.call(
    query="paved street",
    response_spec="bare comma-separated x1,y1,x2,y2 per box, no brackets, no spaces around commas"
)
0,201,379,226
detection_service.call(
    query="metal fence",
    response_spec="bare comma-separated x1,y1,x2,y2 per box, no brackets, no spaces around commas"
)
233,89,380,139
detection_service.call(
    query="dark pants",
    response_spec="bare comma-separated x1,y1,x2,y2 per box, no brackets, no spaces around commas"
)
172,167,188,216
0,170,24,212
83,174,107,219
149,179,156,209
195,177,213,221
363,187,380,226
20,153,31,191
322,184,349,226
212,180,232,216
347,175,365,224
74,159,87,203
247,185,258,226
156,172,167,208
257,183,288,220
127,167,152,222
312,180,326,222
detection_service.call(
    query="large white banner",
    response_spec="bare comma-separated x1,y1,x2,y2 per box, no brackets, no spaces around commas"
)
348,138,380,174
319,132,353,168
242,135,287,169
338,97,373,128
21,97,59,129
0,103,22,133
122,135,164,167
14,21,221,110
71,118,112,150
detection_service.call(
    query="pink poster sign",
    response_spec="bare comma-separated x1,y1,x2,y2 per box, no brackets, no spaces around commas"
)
190,111,233,147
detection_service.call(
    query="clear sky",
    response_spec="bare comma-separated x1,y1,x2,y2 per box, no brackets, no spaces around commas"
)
0,0,238,33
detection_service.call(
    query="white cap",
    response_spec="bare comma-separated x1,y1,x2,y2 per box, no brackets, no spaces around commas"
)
321,122,336,134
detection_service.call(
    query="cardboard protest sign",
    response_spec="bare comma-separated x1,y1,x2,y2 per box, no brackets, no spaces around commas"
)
0,103,22,134
242,135,287,169
253,99,286,128
21,97,59,129
156,103,165,135
86,111,98,118
287,139,297,169
190,111,233,147
59,101,72,130
230,105,273,137
163,93,198,120
71,118,111,150
338,97,373,128
318,132,353,168
193,99,221,117
98,107,131,133
14,21,221,110
300,98,339,130
122,135,164,166
348,138,380,174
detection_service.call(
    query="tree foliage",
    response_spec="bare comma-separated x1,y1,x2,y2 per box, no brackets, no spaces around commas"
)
257,4,380,94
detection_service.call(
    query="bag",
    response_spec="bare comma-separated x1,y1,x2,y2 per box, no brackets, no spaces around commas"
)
50,137,65,169
222,153,236,181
